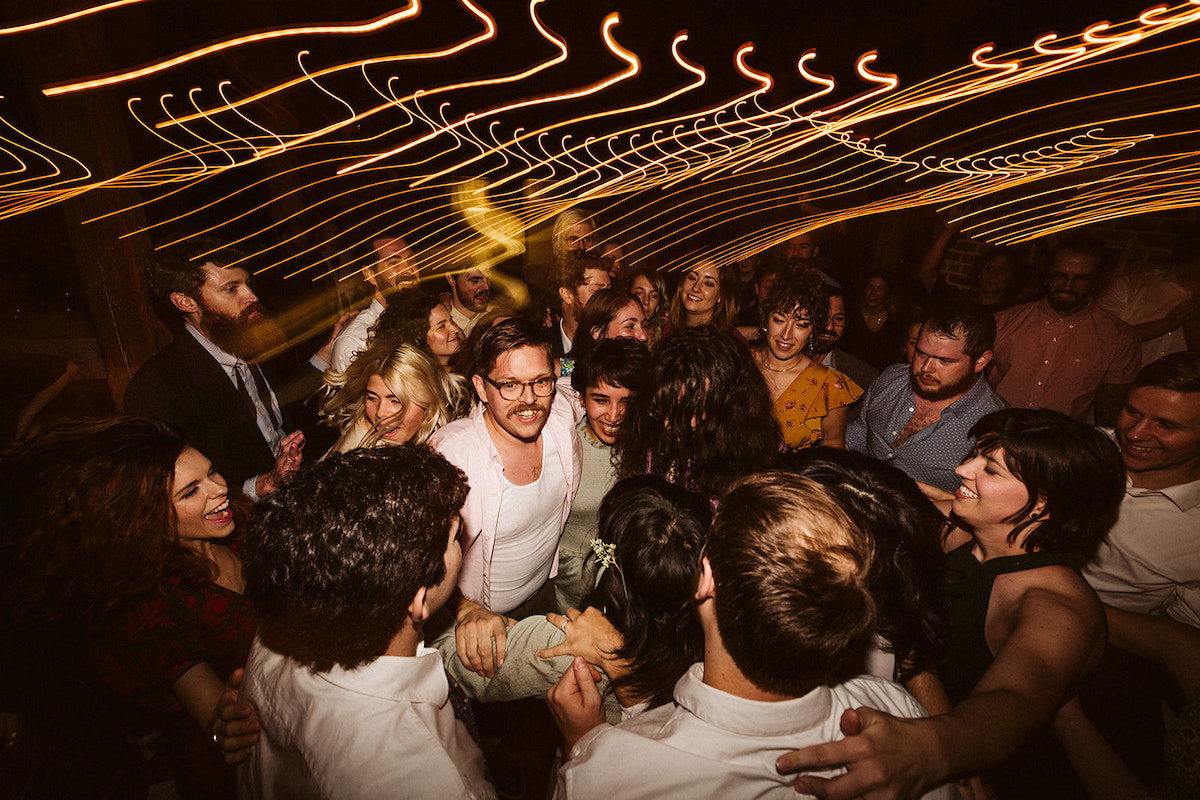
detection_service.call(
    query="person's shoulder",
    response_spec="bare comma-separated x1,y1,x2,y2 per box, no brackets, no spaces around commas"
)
833,675,931,720
434,414,477,446
993,299,1037,327
873,362,909,387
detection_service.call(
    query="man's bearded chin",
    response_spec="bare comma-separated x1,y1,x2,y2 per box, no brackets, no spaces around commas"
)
909,370,974,402
199,303,287,360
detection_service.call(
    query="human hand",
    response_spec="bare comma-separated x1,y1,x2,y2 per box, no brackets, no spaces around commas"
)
538,607,624,672
314,311,359,364
547,656,605,754
256,431,305,497
1,711,21,749
455,599,516,678
210,668,260,765
777,707,944,800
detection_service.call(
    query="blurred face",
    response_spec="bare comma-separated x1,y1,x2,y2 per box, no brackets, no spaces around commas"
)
583,381,632,445
425,304,463,365
364,373,426,443
574,268,611,314
765,309,813,362
600,300,647,341
811,295,847,355
603,244,627,280
978,255,1014,295
566,221,595,251
953,447,1035,534
1117,386,1200,487
631,274,660,318
903,321,923,364
172,447,234,546
449,270,490,313
755,271,780,306
863,277,890,312
1046,252,1098,315
472,345,556,444
909,328,985,401
370,237,417,294
680,262,721,321
785,233,815,265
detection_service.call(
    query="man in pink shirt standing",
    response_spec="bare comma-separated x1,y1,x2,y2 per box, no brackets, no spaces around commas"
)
990,234,1140,424
434,318,583,679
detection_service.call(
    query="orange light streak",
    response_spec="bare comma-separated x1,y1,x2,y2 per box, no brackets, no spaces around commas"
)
0,0,150,36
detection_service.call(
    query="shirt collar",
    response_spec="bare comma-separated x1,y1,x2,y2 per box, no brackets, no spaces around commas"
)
318,646,448,705
185,322,240,371
672,663,833,737
1127,473,1200,512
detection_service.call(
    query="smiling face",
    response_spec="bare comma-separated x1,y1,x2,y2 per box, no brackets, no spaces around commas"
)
953,446,1036,536
680,262,721,323
472,345,556,444
425,304,464,365
369,237,418,295
631,274,660,318
172,447,234,547
364,373,427,444
909,327,987,401
600,300,647,342
811,294,847,355
862,277,890,313
1046,251,1099,315
1117,386,1200,489
765,308,813,362
584,380,632,445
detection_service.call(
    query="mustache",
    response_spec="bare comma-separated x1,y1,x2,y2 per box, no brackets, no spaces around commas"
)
508,401,548,417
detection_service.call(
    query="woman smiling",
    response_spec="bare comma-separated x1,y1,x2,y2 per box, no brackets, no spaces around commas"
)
664,260,740,336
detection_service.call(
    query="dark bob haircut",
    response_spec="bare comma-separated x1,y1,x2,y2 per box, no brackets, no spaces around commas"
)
967,408,1125,563
243,446,468,671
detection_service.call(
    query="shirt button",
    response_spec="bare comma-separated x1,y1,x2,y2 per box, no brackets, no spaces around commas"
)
886,453,894,459
1044,360,1049,364
1036,381,1042,385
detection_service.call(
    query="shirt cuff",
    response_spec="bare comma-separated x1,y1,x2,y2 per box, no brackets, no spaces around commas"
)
242,475,260,502
309,353,330,372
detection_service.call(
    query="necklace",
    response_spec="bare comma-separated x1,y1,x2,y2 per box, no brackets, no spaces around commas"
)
758,352,807,373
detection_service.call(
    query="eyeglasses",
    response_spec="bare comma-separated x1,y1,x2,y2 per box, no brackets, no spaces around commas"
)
481,375,556,401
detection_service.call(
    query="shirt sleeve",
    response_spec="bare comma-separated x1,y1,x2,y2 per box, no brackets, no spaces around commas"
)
1104,321,1142,384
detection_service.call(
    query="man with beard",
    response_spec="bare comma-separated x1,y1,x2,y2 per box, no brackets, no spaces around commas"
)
847,308,1006,492
329,234,418,372
810,288,879,395
433,318,583,679
125,241,336,498
991,233,1140,424
445,261,493,335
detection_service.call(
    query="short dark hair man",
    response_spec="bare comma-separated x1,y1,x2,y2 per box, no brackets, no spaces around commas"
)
329,234,417,372
848,308,1007,491
810,288,879,394
124,239,337,497
548,249,612,356
548,472,949,799
991,233,1140,423
1085,350,1200,626
445,261,494,336
434,318,584,678
238,446,495,799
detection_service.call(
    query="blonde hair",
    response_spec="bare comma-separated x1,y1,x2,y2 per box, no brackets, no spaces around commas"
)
666,260,740,332
322,342,468,448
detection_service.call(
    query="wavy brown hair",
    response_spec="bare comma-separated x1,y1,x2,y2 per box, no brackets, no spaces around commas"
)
0,417,247,625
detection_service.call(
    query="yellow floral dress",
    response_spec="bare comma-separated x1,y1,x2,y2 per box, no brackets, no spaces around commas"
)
772,362,862,449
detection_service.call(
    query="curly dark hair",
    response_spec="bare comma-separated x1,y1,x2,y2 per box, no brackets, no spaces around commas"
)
966,409,1125,563
244,446,468,671
589,476,710,709
615,327,780,500
758,267,829,331
708,471,877,694
779,448,950,680
550,248,612,294
0,416,247,625
369,289,441,354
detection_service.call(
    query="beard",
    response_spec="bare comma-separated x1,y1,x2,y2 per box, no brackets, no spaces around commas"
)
910,369,976,402
457,285,490,313
199,301,287,360
809,331,837,356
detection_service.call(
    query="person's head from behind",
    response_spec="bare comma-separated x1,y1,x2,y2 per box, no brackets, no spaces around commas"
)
571,337,650,446
701,471,876,694
372,291,463,368
779,449,949,676
323,342,465,446
955,409,1125,563
244,446,468,671
617,327,778,498
551,249,613,328
910,307,995,401
593,476,712,708
0,416,245,622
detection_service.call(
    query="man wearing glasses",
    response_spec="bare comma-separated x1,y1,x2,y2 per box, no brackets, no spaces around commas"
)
434,318,584,680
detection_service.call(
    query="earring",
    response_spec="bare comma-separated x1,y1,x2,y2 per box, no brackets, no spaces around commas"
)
1030,511,1042,520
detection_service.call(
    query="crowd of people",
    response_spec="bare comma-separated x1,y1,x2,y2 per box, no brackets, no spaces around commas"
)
2,207,1199,800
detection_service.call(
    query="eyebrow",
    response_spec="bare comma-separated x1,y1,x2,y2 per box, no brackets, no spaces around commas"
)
175,479,199,498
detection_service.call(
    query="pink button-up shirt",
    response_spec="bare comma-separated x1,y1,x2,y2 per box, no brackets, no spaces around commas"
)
991,298,1140,421
436,386,583,609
